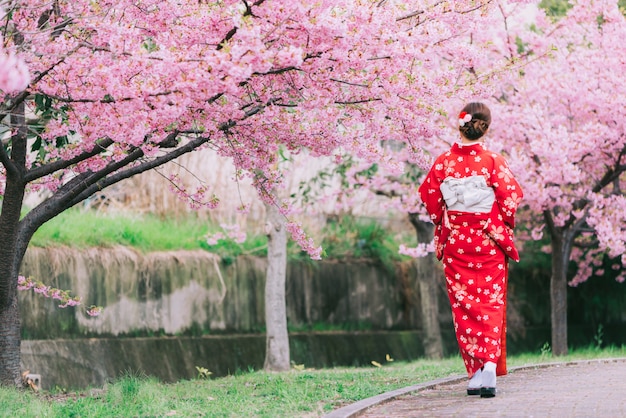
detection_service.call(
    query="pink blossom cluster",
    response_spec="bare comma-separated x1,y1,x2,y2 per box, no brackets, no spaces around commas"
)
85,306,103,317
17,275,101,315
399,243,435,259
286,221,322,260
0,50,30,93
167,174,220,210
206,223,247,246
0,2,29,92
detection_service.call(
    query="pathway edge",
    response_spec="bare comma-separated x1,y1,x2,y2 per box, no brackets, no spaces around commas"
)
322,357,626,418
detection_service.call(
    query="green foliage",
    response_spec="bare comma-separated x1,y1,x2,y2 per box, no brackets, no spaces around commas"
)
594,324,604,349
142,37,159,53
288,321,373,333
31,209,201,251
195,366,213,379
29,93,72,164
515,35,529,55
538,0,572,19
291,164,339,207
117,374,142,402
203,232,268,259
539,0,626,21
307,215,414,270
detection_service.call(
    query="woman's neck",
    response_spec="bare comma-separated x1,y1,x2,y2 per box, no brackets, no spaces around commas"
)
460,137,483,145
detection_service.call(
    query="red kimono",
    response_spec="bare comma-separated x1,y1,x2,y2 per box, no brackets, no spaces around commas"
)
418,142,523,378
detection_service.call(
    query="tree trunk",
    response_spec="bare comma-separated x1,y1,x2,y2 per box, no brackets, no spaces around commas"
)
409,214,444,359
263,200,290,371
0,293,21,386
0,101,28,386
0,229,22,387
549,229,572,356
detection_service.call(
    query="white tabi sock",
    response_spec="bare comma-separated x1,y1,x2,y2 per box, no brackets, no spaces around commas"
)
468,369,482,389
482,361,497,388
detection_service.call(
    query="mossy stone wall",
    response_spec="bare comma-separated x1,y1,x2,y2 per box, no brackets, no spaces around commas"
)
19,247,423,339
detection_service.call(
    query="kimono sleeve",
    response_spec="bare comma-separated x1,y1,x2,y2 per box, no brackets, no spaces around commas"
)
418,159,445,226
489,154,523,228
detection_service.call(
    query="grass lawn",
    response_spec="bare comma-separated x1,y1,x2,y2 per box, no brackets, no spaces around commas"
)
29,208,416,265
2,346,625,417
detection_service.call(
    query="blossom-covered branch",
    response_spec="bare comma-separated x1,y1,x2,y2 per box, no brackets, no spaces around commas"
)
17,276,102,316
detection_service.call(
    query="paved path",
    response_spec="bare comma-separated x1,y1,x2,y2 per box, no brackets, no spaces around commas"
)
324,358,626,418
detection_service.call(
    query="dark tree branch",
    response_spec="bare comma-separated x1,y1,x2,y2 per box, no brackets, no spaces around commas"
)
335,98,382,105
8,102,27,174
66,135,213,208
0,141,18,177
23,146,145,227
217,0,265,49
21,135,211,257
253,66,298,76
543,209,557,237
25,137,115,182
593,163,626,193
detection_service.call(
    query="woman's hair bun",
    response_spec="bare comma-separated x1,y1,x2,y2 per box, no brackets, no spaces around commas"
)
459,102,491,140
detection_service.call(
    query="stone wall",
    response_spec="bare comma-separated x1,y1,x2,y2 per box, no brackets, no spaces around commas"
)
19,247,431,339
21,331,458,390
17,246,454,389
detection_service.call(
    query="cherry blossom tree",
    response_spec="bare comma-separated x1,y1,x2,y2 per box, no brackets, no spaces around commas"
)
0,0,534,385
489,0,626,355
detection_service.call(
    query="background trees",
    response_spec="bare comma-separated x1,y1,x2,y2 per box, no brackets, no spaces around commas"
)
491,0,626,355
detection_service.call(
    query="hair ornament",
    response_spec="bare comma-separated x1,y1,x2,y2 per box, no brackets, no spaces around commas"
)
459,111,472,127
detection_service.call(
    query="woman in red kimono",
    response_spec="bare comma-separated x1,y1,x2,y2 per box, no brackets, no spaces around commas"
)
418,102,523,398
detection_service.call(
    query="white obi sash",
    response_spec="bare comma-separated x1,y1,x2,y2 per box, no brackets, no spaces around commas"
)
440,175,494,213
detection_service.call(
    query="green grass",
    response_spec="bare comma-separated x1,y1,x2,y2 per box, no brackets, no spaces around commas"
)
29,209,415,265
30,209,210,251
2,347,625,418
29,209,269,256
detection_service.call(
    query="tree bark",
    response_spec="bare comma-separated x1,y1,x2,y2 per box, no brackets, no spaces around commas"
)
0,101,28,386
549,228,572,356
409,214,444,359
0,293,21,386
543,205,579,358
263,200,290,371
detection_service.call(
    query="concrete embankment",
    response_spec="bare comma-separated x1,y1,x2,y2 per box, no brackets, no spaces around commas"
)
21,331,453,390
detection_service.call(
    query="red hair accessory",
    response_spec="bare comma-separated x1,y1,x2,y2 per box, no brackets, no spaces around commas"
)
459,111,472,127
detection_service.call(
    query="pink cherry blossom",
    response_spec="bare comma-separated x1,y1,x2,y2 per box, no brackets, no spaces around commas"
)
17,276,100,315
490,0,626,286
